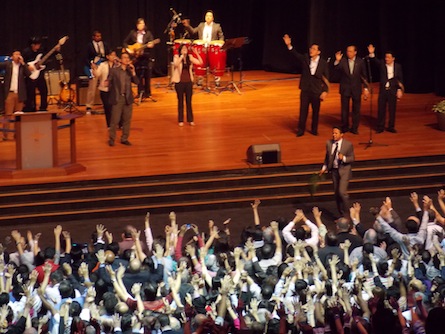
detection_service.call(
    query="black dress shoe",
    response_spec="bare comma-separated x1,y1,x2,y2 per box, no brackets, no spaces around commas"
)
108,139,115,147
296,130,304,137
311,131,318,136
350,129,359,135
376,129,384,134
386,128,397,133
121,140,132,146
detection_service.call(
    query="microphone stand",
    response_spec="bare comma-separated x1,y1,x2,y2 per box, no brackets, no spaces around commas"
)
359,56,387,149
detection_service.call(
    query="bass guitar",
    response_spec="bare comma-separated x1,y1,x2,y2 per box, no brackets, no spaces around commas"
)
56,53,76,104
28,36,69,80
124,38,160,57
84,56,104,79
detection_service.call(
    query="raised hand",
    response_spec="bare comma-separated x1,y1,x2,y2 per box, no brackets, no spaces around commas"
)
335,51,343,62
251,199,261,209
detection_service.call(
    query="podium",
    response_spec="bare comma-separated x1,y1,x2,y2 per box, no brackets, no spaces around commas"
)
0,112,86,178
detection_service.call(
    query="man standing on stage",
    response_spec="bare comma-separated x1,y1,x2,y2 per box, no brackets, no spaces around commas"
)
0,50,31,140
123,18,155,99
368,44,404,133
333,45,369,134
85,30,108,114
319,126,355,217
283,34,329,137
182,10,224,86
107,52,139,147
22,37,49,111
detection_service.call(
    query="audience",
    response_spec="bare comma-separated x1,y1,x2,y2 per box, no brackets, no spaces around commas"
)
1,190,445,334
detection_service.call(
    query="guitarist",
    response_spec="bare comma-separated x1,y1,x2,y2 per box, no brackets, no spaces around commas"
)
84,30,109,114
22,37,52,111
123,18,155,99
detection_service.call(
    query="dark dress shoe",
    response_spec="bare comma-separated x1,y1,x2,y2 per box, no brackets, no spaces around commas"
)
121,140,132,146
296,130,304,137
311,131,318,136
108,139,115,146
350,129,359,135
386,128,397,133
376,129,384,134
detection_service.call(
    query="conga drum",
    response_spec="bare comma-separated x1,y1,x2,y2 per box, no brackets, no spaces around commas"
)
192,40,208,76
173,39,191,55
208,40,226,77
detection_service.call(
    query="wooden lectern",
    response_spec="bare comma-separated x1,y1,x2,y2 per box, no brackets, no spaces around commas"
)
0,112,86,178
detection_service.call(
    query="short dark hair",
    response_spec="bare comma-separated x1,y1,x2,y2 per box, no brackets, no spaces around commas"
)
333,125,343,133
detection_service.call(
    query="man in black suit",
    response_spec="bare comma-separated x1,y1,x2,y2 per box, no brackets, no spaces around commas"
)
283,34,329,137
333,45,369,134
368,44,404,133
123,18,155,99
0,50,31,140
107,52,139,147
84,30,108,114
320,126,355,217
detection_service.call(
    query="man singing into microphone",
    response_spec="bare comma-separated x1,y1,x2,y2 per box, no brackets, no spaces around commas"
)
107,52,139,147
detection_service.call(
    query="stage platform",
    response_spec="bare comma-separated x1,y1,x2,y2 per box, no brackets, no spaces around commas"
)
0,70,444,186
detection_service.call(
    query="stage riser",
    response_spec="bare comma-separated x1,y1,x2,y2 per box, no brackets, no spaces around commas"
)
0,156,443,224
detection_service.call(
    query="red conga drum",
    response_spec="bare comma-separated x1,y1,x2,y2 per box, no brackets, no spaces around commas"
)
208,40,226,77
173,39,191,55
192,40,208,76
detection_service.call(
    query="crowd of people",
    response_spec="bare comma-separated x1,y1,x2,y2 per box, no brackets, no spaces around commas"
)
2,189,445,334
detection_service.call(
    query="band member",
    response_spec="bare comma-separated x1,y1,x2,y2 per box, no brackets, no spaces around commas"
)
368,44,404,133
283,34,329,137
182,10,224,86
172,44,203,126
0,50,31,140
22,37,49,111
333,45,369,134
92,50,118,128
85,30,108,114
107,52,139,147
123,18,155,99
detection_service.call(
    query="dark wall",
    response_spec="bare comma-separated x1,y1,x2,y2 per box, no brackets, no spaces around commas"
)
1,0,444,95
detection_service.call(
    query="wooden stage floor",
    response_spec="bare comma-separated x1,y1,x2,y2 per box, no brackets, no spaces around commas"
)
0,70,444,186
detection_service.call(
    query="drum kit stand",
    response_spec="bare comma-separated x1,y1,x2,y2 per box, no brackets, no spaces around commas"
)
163,9,254,95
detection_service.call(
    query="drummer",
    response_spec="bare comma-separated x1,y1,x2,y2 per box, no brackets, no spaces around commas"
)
182,10,224,86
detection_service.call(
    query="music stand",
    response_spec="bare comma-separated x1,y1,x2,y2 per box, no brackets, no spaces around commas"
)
221,37,255,93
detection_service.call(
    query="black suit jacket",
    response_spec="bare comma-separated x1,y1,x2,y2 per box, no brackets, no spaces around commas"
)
123,30,154,47
372,57,404,94
108,66,139,105
335,57,368,97
85,40,109,66
0,61,31,102
323,138,355,176
185,22,224,41
289,49,329,95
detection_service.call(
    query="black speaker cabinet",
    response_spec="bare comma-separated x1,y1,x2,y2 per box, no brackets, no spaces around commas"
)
246,143,281,164
76,76,102,106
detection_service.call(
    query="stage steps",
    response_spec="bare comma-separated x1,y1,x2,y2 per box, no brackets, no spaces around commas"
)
0,155,444,225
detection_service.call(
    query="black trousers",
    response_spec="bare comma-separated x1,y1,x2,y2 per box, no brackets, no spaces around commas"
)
24,74,48,111
377,90,397,130
175,82,193,123
299,90,320,133
341,94,361,132
100,90,112,128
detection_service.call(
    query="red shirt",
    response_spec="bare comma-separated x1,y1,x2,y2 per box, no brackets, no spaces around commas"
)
35,260,60,284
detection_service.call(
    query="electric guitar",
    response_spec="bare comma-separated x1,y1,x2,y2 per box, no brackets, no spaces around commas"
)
28,36,69,80
124,38,160,57
84,56,105,79
56,53,76,104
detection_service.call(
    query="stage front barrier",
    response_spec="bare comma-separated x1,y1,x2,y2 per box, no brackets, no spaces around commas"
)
0,112,86,178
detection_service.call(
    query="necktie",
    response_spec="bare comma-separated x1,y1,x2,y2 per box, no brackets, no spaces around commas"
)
331,142,339,169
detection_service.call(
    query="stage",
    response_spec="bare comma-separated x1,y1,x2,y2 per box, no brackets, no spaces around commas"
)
0,70,443,186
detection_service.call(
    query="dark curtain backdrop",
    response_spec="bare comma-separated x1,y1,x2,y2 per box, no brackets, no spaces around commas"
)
1,0,444,95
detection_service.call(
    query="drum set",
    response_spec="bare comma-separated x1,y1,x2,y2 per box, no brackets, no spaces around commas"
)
173,38,227,83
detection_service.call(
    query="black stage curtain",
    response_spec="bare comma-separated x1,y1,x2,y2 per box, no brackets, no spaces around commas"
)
0,0,444,95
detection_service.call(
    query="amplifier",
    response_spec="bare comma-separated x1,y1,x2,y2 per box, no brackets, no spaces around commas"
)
76,76,102,106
